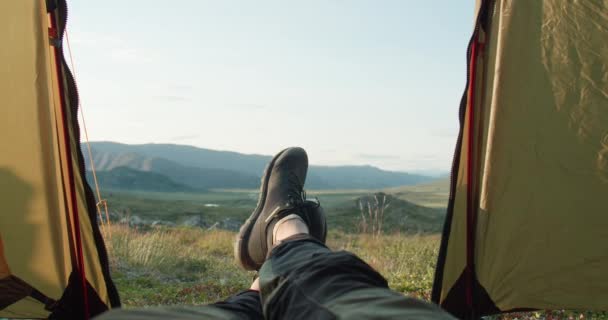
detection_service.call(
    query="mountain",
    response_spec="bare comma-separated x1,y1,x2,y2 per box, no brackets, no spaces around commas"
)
86,167,194,192
84,149,259,190
382,177,450,208
330,193,445,233
385,177,450,194
86,141,270,176
307,166,430,189
83,142,434,190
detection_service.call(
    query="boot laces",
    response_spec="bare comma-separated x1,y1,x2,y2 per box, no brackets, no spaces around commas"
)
286,173,321,210
286,172,306,205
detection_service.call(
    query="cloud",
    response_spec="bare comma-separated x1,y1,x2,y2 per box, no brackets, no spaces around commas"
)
67,31,122,47
352,152,452,173
156,95,190,102
109,48,138,62
170,134,200,142
414,154,443,161
68,30,154,64
321,148,338,153
432,128,458,138
168,84,194,92
109,48,154,64
355,153,401,160
224,103,268,110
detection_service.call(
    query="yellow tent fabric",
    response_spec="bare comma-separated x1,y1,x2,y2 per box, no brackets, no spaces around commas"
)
432,0,608,318
1,0,120,318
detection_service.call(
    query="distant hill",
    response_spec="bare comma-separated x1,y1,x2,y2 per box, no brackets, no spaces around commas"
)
86,167,194,192
383,177,450,208
308,166,430,189
85,149,259,190
83,142,434,190
329,193,445,233
86,141,270,176
385,177,450,193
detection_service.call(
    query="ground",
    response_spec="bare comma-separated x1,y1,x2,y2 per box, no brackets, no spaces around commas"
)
100,186,607,319
107,226,438,306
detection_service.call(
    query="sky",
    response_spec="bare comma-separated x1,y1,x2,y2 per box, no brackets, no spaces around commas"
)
67,0,474,175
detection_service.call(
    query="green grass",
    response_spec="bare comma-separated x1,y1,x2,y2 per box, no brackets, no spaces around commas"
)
384,178,450,208
103,190,258,223
327,231,440,300
102,179,451,217
102,186,448,233
108,225,252,306
105,225,607,319
101,186,607,319
106,224,439,306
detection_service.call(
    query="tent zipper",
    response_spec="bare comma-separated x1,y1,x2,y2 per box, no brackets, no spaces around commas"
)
432,0,495,318
453,1,495,318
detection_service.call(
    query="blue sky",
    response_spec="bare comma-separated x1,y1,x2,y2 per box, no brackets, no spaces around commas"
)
68,1,474,174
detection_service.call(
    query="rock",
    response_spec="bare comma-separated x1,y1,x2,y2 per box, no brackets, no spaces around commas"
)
150,220,175,228
117,215,147,227
150,220,163,227
181,215,205,228
129,215,145,226
221,217,241,231
108,210,122,221
207,222,220,231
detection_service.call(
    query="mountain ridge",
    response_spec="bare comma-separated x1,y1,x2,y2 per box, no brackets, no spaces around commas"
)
86,167,195,192
83,141,434,191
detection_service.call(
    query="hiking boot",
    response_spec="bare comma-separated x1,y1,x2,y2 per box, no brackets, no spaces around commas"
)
235,147,327,271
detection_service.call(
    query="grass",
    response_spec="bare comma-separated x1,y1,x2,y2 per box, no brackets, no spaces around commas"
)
384,178,450,208
103,190,256,221
102,177,451,212
101,187,446,309
102,187,448,234
327,231,440,300
108,224,252,306
100,187,607,319
105,224,607,319
107,224,439,306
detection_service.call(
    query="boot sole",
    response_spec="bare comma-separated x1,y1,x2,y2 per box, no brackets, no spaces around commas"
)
234,148,288,270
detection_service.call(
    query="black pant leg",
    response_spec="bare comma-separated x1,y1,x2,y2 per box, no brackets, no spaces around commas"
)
258,237,454,320
94,290,263,320
210,289,264,320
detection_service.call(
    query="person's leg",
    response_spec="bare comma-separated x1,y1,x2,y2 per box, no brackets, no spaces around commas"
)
259,234,453,319
94,287,263,320
256,217,454,320
96,147,312,320
259,221,454,320
208,288,264,319
234,147,454,319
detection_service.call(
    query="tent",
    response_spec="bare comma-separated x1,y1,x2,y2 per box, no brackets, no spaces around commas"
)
3,0,608,319
431,0,608,318
1,0,120,318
